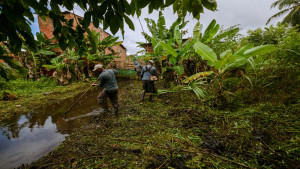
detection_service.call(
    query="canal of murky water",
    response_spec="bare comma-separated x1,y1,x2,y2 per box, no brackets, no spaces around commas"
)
0,85,107,169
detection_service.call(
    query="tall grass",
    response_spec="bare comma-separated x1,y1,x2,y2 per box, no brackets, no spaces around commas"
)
0,77,58,99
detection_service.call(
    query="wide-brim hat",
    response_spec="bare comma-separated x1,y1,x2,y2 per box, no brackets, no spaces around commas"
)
148,60,154,64
93,64,103,71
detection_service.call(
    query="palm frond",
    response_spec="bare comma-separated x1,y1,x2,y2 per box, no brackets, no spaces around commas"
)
282,6,300,25
272,0,300,9
278,0,300,10
271,0,284,9
266,8,291,24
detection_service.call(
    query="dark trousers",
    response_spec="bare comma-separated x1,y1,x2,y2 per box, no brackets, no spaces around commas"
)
136,71,141,80
142,80,155,93
97,89,118,110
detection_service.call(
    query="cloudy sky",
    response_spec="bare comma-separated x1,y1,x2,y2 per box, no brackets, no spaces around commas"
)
30,0,283,55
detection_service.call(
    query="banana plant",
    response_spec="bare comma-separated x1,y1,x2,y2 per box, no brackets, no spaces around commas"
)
87,30,122,66
142,11,189,43
193,19,220,44
87,30,122,54
194,41,276,77
43,49,84,85
23,32,56,67
22,32,56,79
192,40,276,101
158,19,220,76
136,11,189,78
42,55,71,85
160,25,194,76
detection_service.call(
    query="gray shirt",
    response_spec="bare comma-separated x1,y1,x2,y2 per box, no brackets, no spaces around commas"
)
141,65,157,81
98,69,118,90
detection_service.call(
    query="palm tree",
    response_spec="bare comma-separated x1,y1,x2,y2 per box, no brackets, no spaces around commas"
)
267,0,300,26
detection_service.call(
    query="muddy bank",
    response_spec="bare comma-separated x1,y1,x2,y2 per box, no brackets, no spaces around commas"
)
0,85,103,169
0,79,136,169
27,80,299,168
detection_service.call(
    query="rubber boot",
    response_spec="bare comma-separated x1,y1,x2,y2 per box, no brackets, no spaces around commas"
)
141,92,146,101
149,93,153,102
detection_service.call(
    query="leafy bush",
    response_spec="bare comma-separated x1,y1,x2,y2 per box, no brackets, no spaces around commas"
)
211,25,242,56
244,24,287,46
244,24,300,65
240,24,300,103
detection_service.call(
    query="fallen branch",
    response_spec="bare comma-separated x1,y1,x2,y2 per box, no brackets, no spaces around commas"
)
91,156,103,158
157,158,168,169
258,137,276,153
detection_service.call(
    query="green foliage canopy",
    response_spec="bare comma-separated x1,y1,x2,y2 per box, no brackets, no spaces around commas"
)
0,0,217,57
0,0,217,80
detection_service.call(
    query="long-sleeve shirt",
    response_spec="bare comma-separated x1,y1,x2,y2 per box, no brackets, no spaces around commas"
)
98,69,118,90
141,65,157,81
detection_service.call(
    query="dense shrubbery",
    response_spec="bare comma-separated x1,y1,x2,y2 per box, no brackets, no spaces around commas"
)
210,25,242,55
138,20,299,108
239,24,300,104
218,24,299,106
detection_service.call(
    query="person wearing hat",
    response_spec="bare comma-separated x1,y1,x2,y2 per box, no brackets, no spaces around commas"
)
134,62,143,80
140,60,157,101
92,64,119,114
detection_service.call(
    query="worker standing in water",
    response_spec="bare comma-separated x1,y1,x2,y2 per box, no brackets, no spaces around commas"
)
92,64,119,115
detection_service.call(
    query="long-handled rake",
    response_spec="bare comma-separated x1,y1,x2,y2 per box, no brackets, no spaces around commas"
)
64,56,118,117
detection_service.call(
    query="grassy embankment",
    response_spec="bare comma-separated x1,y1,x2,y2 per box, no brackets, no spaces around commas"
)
0,78,92,120
29,80,299,168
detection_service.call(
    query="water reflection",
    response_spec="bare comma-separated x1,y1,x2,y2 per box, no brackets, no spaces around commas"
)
0,116,66,168
0,87,102,169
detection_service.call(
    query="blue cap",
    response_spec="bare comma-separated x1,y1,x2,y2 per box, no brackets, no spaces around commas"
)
135,62,138,65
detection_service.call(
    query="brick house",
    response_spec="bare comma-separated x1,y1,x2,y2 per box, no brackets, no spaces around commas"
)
140,43,154,54
38,11,131,69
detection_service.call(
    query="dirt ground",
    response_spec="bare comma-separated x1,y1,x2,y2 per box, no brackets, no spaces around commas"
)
28,80,299,168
